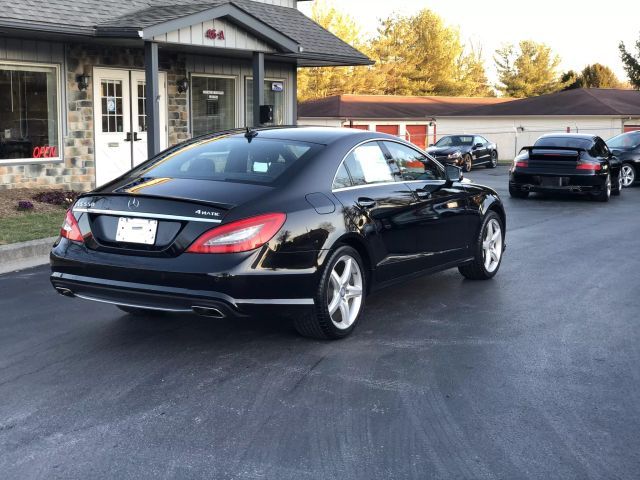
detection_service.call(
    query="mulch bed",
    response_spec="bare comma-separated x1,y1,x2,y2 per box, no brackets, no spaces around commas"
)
0,188,70,218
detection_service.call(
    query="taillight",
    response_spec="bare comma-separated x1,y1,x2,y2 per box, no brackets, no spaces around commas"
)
60,210,84,242
186,213,286,254
576,161,601,171
515,160,528,168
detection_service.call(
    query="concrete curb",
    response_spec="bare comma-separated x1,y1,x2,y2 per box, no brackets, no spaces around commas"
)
0,236,57,275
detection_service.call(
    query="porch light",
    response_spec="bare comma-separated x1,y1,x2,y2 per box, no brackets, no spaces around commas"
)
176,78,189,94
76,74,90,91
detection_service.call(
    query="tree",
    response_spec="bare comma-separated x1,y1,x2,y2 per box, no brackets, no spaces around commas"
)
619,36,640,89
297,0,375,101
580,64,621,88
368,9,493,96
561,70,583,90
562,64,622,90
494,41,565,97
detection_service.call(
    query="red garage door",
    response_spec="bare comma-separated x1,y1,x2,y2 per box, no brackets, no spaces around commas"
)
405,125,428,149
376,125,399,136
624,125,640,133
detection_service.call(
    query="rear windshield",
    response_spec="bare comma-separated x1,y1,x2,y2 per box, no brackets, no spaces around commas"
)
607,132,640,149
534,137,593,149
134,136,324,185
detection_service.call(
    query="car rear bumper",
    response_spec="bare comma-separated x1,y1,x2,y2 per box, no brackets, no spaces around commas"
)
509,172,608,193
50,239,321,318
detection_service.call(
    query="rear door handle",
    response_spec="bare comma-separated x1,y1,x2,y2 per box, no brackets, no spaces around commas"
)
416,189,431,199
356,197,376,208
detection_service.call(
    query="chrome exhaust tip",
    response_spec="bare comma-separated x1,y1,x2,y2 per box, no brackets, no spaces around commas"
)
192,306,226,319
55,287,75,297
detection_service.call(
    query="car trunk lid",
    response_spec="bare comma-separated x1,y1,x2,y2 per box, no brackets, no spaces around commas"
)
73,177,272,256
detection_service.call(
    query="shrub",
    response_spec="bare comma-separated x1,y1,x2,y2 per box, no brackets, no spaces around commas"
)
17,200,34,211
33,190,81,206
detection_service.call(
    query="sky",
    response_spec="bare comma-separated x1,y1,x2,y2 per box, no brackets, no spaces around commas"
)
298,0,640,85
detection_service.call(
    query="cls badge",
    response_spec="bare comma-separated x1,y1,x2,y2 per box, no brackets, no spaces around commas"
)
128,198,140,209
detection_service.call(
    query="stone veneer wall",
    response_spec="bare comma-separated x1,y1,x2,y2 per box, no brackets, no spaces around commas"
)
0,43,189,191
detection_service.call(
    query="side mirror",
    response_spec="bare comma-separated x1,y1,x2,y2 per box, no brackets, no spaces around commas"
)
428,143,434,147
445,164,462,183
474,143,483,148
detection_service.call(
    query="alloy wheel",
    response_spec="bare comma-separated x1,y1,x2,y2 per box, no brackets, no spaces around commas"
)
482,219,503,273
464,155,473,172
621,164,635,187
327,255,363,330
491,151,498,167
618,170,623,192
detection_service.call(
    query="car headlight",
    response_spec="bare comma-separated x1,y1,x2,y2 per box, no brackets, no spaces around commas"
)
447,151,462,159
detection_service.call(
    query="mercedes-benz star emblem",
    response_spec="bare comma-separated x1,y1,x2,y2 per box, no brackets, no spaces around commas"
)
127,198,140,209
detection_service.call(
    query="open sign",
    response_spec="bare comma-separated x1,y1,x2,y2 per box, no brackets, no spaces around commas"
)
32,145,58,158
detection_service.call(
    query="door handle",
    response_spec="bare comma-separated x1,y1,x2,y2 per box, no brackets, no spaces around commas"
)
356,197,376,208
124,132,133,142
133,132,142,141
416,189,431,199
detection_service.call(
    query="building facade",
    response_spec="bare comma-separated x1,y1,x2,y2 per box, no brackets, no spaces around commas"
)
0,0,371,190
299,89,640,160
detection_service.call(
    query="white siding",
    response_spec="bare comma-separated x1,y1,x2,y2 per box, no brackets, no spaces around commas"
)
187,55,296,126
154,19,275,52
435,116,628,160
252,0,297,6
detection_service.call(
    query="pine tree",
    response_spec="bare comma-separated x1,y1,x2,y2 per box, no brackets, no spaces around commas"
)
495,41,565,97
619,37,640,89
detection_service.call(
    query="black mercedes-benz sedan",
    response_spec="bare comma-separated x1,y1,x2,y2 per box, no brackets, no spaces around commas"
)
51,127,506,339
426,135,498,172
509,133,623,201
606,130,640,188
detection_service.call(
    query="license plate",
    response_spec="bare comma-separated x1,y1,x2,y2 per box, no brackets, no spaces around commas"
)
115,217,158,245
540,177,562,187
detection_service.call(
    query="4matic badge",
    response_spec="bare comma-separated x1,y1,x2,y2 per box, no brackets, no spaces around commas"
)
194,209,221,217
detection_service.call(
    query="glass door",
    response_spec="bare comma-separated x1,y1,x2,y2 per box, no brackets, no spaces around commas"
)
93,68,131,186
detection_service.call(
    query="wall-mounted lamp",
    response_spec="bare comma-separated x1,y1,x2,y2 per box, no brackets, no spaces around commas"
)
176,78,189,94
76,74,90,91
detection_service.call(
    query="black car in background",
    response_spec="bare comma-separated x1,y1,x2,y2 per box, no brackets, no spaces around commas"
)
606,130,640,188
426,134,498,172
50,127,506,339
509,133,622,201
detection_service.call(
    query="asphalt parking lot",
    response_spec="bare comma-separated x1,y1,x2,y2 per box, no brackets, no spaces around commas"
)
1,165,639,479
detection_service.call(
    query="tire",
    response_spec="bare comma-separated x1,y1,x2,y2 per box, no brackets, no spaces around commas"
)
509,184,529,198
487,150,498,168
621,163,636,188
117,305,165,316
612,169,622,196
293,245,366,340
459,211,504,280
462,154,473,172
593,174,611,202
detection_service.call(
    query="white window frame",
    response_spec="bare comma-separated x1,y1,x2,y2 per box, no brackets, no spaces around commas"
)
244,76,287,126
189,73,239,135
0,60,63,165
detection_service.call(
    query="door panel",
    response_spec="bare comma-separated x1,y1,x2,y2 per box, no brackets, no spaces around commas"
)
405,125,428,149
94,69,131,186
333,184,418,282
381,140,472,269
376,125,399,136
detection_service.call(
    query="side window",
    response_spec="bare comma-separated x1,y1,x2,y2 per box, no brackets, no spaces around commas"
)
383,141,443,181
474,136,484,146
343,143,394,186
333,163,352,189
